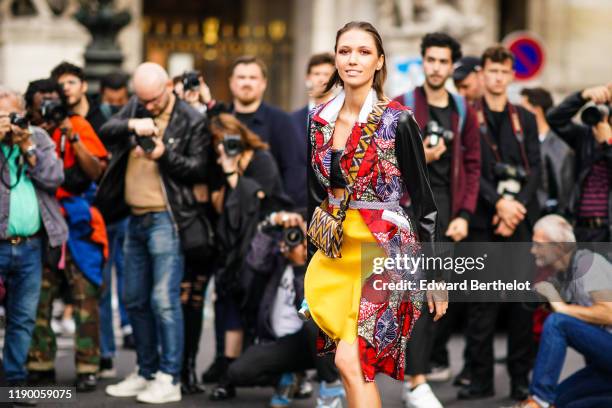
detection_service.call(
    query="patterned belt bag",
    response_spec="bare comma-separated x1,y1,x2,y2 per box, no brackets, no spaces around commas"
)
307,190,351,259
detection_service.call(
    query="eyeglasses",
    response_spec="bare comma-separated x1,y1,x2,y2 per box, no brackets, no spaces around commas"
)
138,88,166,106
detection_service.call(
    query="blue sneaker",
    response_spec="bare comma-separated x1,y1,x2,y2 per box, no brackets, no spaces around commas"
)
298,299,311,321
317,380,346,408
269,373,297,408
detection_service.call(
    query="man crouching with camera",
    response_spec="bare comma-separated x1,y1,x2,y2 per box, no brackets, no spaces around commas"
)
0,86,66,402
98,62,210,404
224,212,346,408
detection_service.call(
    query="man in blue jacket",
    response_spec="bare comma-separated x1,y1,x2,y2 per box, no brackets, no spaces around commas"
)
229,56,306,208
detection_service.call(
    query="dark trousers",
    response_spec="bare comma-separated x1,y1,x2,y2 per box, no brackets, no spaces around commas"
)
227,321,337,386
464,223,534,390
430,301,469,368
405,303,435,375
574,226,610,243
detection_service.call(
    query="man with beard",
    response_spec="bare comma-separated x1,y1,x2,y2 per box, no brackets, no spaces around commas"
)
51,62,106,135
229,56,305,207
393,32,481,408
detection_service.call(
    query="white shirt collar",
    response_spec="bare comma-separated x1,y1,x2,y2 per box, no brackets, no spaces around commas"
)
318,89,376,125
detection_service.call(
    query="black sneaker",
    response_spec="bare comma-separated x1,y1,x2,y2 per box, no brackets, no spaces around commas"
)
27,369,55,386
201,356,226,384
209,384,236,401
122,334,136,350
76,373,97,392
99,357,116,379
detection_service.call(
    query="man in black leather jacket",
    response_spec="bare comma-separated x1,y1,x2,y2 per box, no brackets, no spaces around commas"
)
546,84,612,242
97,62,209,404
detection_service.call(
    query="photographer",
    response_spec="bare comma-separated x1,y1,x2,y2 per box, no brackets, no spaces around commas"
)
207,112,292,400
98,62,209,404
24,78,108,392
546,83,612,242
0,86,66,395
175,70,213,115
461,46,541,401
224,214,345,408
520,87,575,216
393,32,481,408
51,62,107,136
513,215,612,408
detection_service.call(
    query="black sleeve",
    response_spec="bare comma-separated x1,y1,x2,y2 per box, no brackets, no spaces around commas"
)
546,91,590,151
516,110,541,206
158,117,210,183
396,112,438,243
98,96,138,148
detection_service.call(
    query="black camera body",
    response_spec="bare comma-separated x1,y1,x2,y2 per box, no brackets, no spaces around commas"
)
182,71,200,92
581,103,610,126
494,162,527,182
9,112,29,129
222,134,244,157
426,120,454,147
136,135,157,154
41,98,68,124
494,163,527,199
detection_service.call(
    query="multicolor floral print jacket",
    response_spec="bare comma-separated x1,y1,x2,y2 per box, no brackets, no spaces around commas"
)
309,89,438,381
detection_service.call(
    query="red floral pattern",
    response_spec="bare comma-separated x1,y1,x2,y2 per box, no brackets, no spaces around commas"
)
309,97,424,382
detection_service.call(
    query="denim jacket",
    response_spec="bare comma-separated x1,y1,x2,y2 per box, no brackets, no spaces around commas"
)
0,127,68,247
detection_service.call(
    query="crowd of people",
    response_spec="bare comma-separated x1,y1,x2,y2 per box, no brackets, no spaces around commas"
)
0,20,611,408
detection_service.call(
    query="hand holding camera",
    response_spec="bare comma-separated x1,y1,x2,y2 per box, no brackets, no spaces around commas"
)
423,121,451,163
581,84,611,105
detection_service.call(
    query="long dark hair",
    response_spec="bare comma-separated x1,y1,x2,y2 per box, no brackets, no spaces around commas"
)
323,21,387,98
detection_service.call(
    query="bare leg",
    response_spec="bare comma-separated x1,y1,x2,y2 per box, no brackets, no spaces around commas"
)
225,329,243,359
335,339,381,408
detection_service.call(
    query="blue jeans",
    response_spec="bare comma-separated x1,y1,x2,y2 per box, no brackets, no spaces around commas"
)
530,313,612,404
0,238,42,381
99,218,129,358
123,212,184,381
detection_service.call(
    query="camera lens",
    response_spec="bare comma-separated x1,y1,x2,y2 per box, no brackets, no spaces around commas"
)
283,227,304,248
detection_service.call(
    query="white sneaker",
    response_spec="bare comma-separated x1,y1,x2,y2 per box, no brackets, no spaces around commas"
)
61,318,75,335
426,365,452,382
404,383,443,408
136,371,181,404
106,371,151,397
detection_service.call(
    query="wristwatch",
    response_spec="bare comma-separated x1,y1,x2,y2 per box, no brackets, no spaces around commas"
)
24,144,36,159
68,133,80,143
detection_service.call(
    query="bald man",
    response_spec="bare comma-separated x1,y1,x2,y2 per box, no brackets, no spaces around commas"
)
96,62,211,404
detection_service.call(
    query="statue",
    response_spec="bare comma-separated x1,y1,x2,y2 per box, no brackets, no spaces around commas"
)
74,0,131,93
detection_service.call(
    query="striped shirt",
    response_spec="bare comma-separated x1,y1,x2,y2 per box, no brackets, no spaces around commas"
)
578,160,611,218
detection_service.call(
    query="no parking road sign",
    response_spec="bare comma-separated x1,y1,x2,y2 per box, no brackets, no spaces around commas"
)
504,32,546,81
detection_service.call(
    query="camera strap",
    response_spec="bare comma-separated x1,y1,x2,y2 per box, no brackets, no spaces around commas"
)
475,99,530,174
0,144,25,189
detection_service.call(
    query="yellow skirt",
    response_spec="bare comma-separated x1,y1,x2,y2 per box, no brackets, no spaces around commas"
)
305,209,385,344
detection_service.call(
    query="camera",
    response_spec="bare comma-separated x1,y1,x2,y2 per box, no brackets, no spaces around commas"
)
136,135,156,154
282,226,305,248
580,103,610,126
222,134,244,157
426,120,454,147
40,98,68,124
9,112,29,129
182,71,201,92
494,163,527,198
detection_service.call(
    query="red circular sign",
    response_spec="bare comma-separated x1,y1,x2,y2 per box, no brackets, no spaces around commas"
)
505,33,545,81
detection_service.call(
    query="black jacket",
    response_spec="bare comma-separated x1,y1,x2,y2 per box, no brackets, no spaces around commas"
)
94,95,210,232
233,102,307,208
546,91,612,231
472,100,541,230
